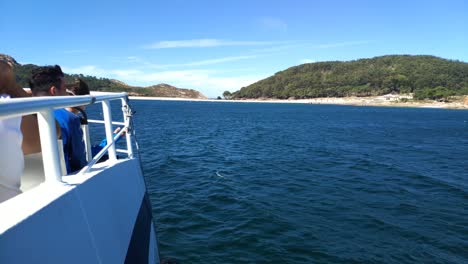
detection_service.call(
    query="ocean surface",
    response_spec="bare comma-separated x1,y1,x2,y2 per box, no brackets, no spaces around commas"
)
92,100,468,263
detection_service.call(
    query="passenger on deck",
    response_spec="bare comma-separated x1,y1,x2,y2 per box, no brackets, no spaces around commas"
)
66,78,126,160
0,58,45,155
29,66,87,174
0,60,24,201
0,98,23,202
0,59,59,201
65,78,89,114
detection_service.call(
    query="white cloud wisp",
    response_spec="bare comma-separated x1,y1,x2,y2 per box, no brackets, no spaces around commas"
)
144,39,277,49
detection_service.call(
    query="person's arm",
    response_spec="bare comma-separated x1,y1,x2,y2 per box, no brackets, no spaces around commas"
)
98,127,126,147
68,118,87,172
21,114,40,155
8,84,31,98
21,114,62,155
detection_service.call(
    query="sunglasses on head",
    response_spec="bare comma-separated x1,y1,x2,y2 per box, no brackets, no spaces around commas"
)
66,89,76,96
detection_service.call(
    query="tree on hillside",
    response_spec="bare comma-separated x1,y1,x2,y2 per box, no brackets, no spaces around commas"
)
223,91,232,99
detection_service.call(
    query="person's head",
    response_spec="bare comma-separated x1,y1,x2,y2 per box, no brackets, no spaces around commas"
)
66,78,90,96
0,60,31,98
66,78,90,113
29,65,67,96
0,59,15,94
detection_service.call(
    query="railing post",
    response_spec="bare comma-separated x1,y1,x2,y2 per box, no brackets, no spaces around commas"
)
102,100,117,161
82,125,93,162
121,98,134,159
37,109,62,182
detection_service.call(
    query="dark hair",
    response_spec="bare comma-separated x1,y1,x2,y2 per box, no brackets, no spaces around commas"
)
29,65,64,95
66,78,90,96
0,59,14,69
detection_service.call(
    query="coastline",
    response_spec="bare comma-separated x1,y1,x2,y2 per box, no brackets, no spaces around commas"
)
129,96,468,110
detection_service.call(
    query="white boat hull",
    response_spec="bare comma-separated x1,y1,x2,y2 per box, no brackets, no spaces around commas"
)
0,158,159,264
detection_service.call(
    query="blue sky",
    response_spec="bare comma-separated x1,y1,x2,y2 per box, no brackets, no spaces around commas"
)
1,0,467,97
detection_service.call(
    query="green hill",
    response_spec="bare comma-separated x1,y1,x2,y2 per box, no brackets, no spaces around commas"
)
1,54,206,99
232,55,468,100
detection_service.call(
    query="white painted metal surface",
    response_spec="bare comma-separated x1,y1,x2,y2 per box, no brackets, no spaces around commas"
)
102,100,117,161
0,160,155,263
82,124,93,162
0,92,132,183
37,109,62,182
0,92,159,264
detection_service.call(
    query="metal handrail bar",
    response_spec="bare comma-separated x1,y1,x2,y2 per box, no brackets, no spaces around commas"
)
78,127,127,174
0,92,132,183
0,93,128,120
0,96,92,120
87,119,126,126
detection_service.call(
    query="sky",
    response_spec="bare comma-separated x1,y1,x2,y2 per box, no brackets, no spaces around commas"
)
1,0,467,98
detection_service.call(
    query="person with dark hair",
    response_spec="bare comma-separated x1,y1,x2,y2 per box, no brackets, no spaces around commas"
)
1,60,41,155
65,78,90,114
0,60,29,98
66,78,90,97
29,66,87,173
65,78,125,161
29,65,68,96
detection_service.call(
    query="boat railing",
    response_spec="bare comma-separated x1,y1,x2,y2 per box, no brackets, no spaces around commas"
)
0,92,134,186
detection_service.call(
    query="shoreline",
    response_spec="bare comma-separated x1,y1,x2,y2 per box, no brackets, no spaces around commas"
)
129,96,468,110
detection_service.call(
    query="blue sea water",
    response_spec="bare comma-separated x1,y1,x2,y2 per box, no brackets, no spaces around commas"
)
95,100,468,263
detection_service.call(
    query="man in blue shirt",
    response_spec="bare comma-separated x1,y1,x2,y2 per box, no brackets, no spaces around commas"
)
53,108,87,173
29,65,87,173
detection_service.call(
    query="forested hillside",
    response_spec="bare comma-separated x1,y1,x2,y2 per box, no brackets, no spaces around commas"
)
233,55,468,100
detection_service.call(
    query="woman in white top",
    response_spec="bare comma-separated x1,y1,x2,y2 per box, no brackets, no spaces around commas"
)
0,60,24,201
0,59,63,201
0,99,23,201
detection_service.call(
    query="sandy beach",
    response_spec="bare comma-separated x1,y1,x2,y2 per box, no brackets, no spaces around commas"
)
130,95,468,110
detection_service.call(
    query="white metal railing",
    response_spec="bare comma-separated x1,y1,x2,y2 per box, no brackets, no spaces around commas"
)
0,92,135,183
